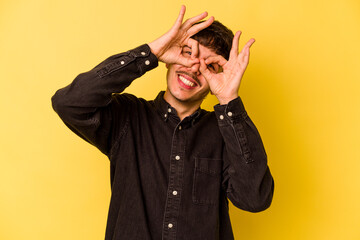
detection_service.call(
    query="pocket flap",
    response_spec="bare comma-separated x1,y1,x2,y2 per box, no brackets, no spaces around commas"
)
195,158,222,175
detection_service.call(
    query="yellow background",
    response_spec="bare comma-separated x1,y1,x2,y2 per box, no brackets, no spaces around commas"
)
1,0,360,239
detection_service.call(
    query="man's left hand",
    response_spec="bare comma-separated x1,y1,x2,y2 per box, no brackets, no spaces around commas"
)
199,31,255,105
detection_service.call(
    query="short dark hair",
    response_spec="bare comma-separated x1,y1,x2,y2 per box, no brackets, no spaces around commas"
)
191,20,234,60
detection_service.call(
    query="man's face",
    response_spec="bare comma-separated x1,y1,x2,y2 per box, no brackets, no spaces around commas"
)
164,44,221,106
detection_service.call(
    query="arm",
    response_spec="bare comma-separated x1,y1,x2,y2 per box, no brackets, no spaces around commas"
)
51,44,158,155
200,31,274,212
214,98,274,212
52,6,214,155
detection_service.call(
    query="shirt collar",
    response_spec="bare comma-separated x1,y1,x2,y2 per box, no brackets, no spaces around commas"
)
153,91,203,126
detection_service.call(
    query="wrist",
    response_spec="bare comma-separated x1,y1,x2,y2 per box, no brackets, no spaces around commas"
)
148,41,162,59
216,94,239,105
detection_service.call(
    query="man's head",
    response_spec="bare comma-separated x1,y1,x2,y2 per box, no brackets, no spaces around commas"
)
164,20,234,109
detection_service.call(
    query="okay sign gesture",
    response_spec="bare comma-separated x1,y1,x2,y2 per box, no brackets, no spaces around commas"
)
149,5,214,67
199,31,256,104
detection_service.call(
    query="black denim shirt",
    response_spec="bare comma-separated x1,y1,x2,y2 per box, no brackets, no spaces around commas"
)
52,44,274,240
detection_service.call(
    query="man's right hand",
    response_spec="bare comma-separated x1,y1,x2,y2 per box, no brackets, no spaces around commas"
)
148,5,214,67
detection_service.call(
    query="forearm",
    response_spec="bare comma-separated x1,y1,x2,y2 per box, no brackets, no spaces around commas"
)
215,97,274,212
51,44,158,154
52,44,158,114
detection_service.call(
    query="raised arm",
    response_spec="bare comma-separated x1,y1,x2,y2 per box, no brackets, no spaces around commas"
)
51,44,158,155
200,32,274,212
51,6,215,156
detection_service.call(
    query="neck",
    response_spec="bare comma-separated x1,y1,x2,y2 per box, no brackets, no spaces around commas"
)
163,91,202,121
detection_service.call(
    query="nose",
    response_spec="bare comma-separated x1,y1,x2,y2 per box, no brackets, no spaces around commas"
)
186,63,201,76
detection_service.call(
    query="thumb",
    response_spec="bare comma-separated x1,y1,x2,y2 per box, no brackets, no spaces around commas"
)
199,59,213,82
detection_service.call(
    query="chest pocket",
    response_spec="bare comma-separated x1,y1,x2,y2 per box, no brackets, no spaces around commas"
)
192,158,222,205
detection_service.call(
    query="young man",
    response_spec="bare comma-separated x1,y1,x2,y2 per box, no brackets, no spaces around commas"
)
52,6,274,240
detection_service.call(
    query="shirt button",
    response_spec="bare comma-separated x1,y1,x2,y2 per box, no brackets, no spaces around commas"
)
219,115,224,120
175,155,180,160
145,60,150,65
120,61,125,65
164,113,167,118
172,190,178,196
227,112,233,117
178,126,182,130
168,223,173,229
141,51,146,56
168,108,172,113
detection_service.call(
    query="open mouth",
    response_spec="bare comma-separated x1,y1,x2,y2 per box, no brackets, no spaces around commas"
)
177,74,198,89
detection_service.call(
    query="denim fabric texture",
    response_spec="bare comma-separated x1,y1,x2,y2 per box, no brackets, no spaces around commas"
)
52,44,274,240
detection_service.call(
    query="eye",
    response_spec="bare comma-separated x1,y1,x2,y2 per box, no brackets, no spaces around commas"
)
182,50,192,57
207,64,215,70
181,46,193,58
207,64,218,72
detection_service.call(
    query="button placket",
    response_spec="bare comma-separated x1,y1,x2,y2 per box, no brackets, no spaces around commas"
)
162,123,185,240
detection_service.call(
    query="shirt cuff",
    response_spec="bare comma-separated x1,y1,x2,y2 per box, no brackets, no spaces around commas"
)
96,44,158,78
130,44,159,73
213,97,248,126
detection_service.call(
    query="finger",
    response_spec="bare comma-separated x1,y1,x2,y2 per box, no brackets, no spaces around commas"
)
182,11,209,29
204,55,228,67
242,46,252,66
172,5,186,30
239,38,255,62
243,47,251,65
229,31,241,60
199,58,213,80
239,38,255,55
187,16,215,36
187,38,199,59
